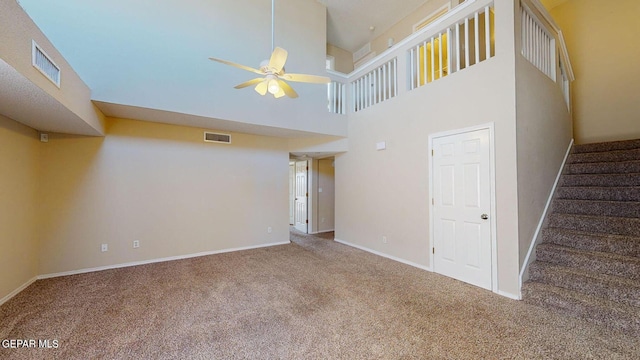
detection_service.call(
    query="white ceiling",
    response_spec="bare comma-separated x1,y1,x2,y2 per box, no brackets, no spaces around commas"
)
15,0,348,138
320,0,432,52
7,0,570,139
8,0,439,138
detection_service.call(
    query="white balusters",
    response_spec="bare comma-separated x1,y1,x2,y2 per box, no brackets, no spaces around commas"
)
351,58,398,112
521,5,554,80
464,18,470,68
408,5,495,91
455,23,461,73
328,80,346,114
474,11,480,65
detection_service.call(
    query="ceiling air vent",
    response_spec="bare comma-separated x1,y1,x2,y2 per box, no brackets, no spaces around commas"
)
204,132,231,144
353,42,372,63
32,40,60,87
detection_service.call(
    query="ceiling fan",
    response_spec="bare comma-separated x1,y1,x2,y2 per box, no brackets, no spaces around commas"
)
209,0,330,99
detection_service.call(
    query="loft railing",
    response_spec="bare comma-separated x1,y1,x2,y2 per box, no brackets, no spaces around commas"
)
409,5,495,90
352,58,397,112
521,5,554,79
326,0,496,115
328,80,347,115
326,70,348,115
326,0,573,114
520,0,574,109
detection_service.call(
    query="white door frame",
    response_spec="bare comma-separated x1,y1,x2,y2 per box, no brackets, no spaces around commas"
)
428,122,498,293
289,161,296,225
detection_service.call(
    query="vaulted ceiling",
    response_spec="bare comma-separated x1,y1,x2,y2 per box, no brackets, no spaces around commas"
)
10,0,565,137
15,0,435,137
319,0,431,52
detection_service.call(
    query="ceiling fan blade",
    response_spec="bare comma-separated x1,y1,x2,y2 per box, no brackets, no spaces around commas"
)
268,47,288,73
282,73,331,84
209,57,264,75
255,80,269,95
234,78,266,89
278,79,298,98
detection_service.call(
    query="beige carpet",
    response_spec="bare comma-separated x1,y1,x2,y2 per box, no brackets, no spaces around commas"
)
1,230,639,359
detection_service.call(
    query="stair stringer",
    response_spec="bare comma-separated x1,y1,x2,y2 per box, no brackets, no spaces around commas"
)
519,139,575,290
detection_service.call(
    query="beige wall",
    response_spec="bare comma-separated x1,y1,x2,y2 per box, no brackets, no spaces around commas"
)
370,0,458,56
37,118,290,275
550,0,640,143
515,55,573,273
335,0,520,297
327,44,354,74
0,115,40,302
316,158,335,232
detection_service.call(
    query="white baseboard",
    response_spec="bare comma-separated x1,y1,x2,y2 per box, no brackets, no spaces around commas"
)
38,241,291,280
519,138,574,289
497,290,522,300
335,239,524,300
334,238,431,271
309,229,335,235
0,276,37,307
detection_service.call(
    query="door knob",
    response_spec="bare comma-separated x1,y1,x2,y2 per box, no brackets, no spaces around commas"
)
481,214,489,220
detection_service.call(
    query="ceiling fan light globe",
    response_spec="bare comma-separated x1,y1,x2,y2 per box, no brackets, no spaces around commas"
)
274,87,286,98
267,78,281,95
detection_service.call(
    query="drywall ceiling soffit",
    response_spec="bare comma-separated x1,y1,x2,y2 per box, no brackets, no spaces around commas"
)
0,60,103,136
319,0,431,52
93,101,333,138
290,152,340,159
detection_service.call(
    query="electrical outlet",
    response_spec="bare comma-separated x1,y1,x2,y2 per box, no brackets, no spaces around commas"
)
133,240,140,248
382,236,387,244
101,244,108,252
267,227,272,234
321,217,325,223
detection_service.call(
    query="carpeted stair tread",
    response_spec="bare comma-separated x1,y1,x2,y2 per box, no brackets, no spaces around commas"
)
565,160,640,175
542,228,640,257
548,213,640,237
572,138,640,154
535,243,640,280
528,262,640,308
560,173,640,187
567,148,640,164
552,199,640,218
525,138,640,336
522,281,640,335
556,186,640,202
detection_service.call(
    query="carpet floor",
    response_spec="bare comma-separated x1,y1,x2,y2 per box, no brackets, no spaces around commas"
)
1,230,639,359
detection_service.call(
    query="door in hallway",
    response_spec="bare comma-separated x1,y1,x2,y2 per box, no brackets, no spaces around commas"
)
294,161,308,233
432,128,492,290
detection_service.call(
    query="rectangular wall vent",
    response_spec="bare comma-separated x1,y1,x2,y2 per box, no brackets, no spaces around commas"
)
32,40,61,87
353,42,372,62
204,132,231,144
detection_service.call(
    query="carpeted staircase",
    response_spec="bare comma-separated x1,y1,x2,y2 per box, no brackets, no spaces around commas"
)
522,138,640,335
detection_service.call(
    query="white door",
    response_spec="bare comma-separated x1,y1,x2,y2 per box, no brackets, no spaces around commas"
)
289,163,295,225
294,161,308,233
432,128,492,290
